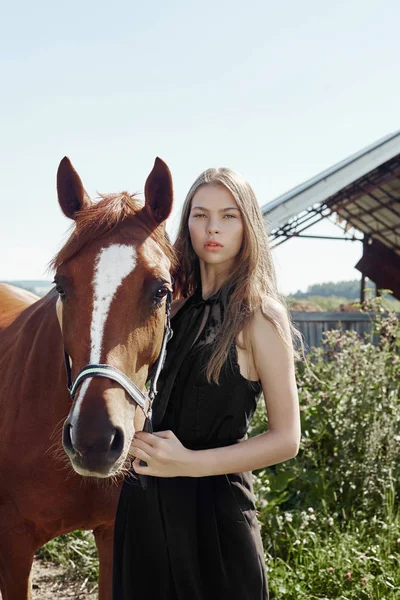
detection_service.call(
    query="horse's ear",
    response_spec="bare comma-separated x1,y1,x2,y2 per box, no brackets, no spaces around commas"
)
144,158,173,224
57,157,92,220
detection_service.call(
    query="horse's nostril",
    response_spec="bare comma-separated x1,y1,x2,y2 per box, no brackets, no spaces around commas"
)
62,422,75,455
108,427,124,462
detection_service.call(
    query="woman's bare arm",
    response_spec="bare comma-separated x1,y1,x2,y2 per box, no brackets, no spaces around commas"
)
189,298,301,476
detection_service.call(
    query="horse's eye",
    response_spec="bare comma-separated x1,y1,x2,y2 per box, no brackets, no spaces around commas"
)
154,286,169,304
54,282,66,298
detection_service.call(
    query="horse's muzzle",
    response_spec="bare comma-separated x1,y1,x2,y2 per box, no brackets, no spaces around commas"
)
62,420,125,476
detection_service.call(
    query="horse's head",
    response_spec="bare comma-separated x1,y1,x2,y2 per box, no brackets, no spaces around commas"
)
52,157,174,478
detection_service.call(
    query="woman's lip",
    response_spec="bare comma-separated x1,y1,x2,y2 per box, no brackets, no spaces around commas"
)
204,244,223,252
204,242,223,247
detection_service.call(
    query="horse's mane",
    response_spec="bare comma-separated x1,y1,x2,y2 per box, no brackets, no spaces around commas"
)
48,193,175,273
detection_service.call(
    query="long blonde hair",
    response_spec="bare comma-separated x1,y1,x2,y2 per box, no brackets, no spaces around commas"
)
173,167,304,384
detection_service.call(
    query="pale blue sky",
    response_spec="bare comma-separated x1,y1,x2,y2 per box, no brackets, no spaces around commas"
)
1,0,399,294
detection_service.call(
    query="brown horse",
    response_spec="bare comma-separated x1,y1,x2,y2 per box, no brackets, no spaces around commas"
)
0,157,174,599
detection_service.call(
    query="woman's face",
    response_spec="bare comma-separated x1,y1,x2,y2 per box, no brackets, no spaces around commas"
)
188,184,244,267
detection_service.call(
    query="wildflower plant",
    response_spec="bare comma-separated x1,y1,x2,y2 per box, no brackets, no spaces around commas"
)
250,295,400,598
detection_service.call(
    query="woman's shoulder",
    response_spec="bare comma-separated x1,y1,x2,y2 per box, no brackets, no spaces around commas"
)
260,296,288,321
236,296,288,346
248,296,291,341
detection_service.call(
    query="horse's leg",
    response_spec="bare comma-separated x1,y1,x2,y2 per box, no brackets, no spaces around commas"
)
0,525,36,600
93,524,114,600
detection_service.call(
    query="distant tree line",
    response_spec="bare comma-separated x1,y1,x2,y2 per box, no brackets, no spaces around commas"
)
291,279,372,300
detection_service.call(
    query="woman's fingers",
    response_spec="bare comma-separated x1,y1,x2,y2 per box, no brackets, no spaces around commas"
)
152,430,174,439
131,446,151,462
132,437,154,453
134,431,160,446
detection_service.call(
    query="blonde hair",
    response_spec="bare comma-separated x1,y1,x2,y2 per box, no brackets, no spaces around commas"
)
173,167,305,384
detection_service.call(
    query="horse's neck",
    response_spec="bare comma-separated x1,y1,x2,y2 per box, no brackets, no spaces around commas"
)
0,283,40,332
0,289,66,414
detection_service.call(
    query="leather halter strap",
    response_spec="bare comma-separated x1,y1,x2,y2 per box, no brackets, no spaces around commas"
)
63,289,173,423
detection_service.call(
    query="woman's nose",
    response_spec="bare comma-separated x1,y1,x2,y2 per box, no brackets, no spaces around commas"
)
208,222,220,234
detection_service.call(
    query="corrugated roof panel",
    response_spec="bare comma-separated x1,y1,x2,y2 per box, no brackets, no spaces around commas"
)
263,130,400,233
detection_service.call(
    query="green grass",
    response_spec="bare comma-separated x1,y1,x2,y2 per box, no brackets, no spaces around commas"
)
38,496,400,598
261,502,400,599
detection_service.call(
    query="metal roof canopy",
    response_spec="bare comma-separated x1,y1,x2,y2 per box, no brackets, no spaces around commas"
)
262,130,400,300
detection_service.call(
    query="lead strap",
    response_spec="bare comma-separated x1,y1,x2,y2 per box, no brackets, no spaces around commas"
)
147,289,173,407
138,290,173,490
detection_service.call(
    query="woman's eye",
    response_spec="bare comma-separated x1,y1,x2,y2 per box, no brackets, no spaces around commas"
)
224,214,236,219
193,213,206,218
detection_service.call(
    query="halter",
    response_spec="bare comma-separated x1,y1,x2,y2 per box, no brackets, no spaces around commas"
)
63,289,173,428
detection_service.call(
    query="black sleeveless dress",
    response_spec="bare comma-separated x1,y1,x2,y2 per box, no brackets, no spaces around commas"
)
112,286,269,600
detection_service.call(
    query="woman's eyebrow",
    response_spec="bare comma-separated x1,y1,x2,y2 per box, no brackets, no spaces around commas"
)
191,206,240,212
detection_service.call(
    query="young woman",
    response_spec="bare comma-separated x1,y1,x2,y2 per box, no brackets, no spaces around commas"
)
112,167,302,600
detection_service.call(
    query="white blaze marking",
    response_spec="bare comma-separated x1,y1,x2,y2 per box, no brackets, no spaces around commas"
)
71,244,137,423
90,244,137,363
72,379,91,426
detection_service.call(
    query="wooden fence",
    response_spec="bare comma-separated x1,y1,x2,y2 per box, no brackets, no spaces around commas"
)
290,311,400,351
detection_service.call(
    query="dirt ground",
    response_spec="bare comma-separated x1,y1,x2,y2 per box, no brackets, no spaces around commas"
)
0,557,98,600
31,557,98,599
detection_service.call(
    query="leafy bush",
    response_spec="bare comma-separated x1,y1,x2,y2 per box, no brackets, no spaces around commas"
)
37,530,98,583
251,296,400,598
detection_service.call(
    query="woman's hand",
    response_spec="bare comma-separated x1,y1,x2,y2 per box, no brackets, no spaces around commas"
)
130,429,195,478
